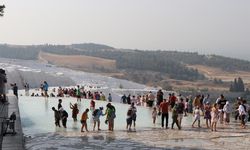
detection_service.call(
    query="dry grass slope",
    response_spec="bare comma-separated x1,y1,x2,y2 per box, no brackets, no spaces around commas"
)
38,51,116,72
188,65,250,83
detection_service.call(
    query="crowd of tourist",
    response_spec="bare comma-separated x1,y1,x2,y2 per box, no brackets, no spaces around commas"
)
122,91,250,131
48,86,250,133
30,84,112,102
18,82,250,132
51,98,116,132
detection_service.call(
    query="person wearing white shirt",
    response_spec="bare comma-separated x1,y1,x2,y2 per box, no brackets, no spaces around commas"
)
223,101,231,124
203,94,211,106
238,100,247,128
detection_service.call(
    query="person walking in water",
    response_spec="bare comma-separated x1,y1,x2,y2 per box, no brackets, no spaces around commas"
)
177,98,185,127
159,99,169,129
238,100,247,129
105,103,116,131
204,102,211,128
81,108,89,132
24,82,29,96
216,94,227,124
223,101,231,125
60,108,68,128
92,107,105,131
52,107,61,127
108,93,112,102
130,102,137,129
43,81,49,98
148,91,155,107
192,106,201,128
76,85,81,101
90,99,96,112
211,103,219,131
70,103,79,122
58,99,63,110
121,94,127,104
126,107,133,131
152,107,157,124
171,104,181,130
11,83,18,99
156,89,164,106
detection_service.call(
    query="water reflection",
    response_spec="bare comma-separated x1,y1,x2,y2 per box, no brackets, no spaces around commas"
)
81,136,89,143
44,99,48,112
106,133,115,144
72,121,79,131
93,135,105,140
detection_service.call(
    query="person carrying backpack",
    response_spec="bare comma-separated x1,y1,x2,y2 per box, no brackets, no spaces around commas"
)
105,103,116,131
129,102,137,129
52,107,61,127
92,107,105,131
60,108,68,128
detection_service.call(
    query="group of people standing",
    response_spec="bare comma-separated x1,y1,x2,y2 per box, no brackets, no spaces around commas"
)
47,86,249,132
122,90,249,132
153,93,250,131
51,99,116,132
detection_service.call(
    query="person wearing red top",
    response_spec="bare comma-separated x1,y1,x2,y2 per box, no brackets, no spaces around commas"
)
159,99,169,129
170,93,177,109
90,99,95,112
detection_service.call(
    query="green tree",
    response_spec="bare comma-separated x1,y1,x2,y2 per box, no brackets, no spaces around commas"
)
237,77,245,92
0,5,5,16
229,82,234,92
234,78,238,91
230,77,245,92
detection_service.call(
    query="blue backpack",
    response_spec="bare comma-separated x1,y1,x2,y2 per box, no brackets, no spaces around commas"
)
110,109,116,119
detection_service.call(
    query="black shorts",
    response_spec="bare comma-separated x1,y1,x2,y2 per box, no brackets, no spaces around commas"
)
127,117,132,125
81,120,86,124
132,115,136,121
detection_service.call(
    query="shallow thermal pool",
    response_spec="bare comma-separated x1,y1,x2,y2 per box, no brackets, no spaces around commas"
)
19,95,175,136
19,95,250,150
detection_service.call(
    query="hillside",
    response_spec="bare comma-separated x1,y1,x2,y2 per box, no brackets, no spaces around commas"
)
1,43,250,92
38,51,116,72
188,65,250,83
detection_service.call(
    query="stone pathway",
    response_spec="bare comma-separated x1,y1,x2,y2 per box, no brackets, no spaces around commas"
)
1,95,24,150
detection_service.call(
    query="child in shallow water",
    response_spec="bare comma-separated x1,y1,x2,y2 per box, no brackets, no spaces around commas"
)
204,103,211,128
192,106,201,128
211,103,219,131
152,107,157,124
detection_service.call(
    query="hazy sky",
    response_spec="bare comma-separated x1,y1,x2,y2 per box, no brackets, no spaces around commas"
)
0,0,250,58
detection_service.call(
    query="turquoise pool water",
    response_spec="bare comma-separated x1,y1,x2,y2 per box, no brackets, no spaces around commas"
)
19,95,165,136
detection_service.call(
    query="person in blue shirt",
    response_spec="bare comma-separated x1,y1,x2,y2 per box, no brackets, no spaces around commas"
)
92,107,105,131
43,81,49,98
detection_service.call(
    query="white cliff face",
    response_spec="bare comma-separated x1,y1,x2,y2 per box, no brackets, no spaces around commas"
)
0,60,75,90
0,58,154,102
0,58,147,87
